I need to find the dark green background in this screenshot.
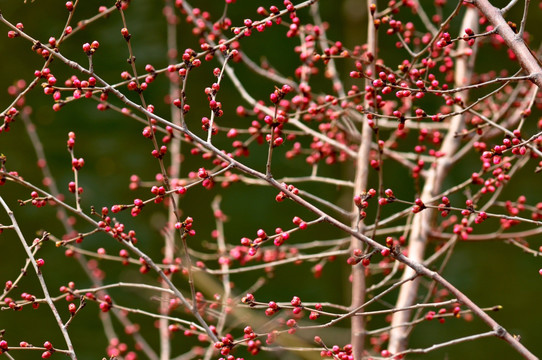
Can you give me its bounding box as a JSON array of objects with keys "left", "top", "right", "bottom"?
[{"left": 0, "top": 0, "right": 541, "bottom": 359}]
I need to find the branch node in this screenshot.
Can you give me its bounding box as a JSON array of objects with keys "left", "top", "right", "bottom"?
[{"left": 494, "top": 326, "right": 507, "bottom": 338}]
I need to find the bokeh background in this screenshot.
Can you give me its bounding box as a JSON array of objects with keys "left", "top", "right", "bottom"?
[{"left": 0, "top": 0, "right": 541, "bottom": 359}]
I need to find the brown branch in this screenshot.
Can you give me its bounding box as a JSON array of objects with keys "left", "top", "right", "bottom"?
[
  {"left": 473, "top": 0, "right": 542, "bottom": 87},
  {"left": 349, "top": 1, "right": 377, "bottom": 358},
  {"left": 388, "top": 6, "right": 478, "bottom": 353}
]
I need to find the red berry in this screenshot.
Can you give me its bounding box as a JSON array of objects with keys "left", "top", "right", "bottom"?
[
  {"left": 381, "top": 349, "right": 391, "bottom": 357},
  {"left": 286, "top": 318, "right": 297, "bottom": 327},
  {"left": 290, "top": 296, "right": 301, "bottom": 306},
  {"left": 265, "top": 308, "right": 275, "bottom": 316}
]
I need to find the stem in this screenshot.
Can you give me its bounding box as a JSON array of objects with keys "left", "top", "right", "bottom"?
[
  {"left": 349, "top": 2, "right": 377, "bottom": 358},
  {"left": 266, "top": 106, "right": 279, "bottom": 178},
  {"left": 161, "top": 1, "right": 181, "bottom": 358},
  {"left": 388, "top": 7, "right": 478, "bottom": 353}
]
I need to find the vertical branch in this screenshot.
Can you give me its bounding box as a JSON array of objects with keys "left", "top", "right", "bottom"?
[
  {"left": 310, "top": 2, "right": 346, "bottom": 98},
  {"left": 0, "top": 196, "right": 77, "bottom": 360},
  {"left": 213, "top": 197, "right": 231, "bottom": 328},
  {"left": 68, "top": 146, "right": 82, "bottom": 212},
  {"left": 203, "top": 196, "right": 230, "bottom": 360},
  {"left": 206, "top": 54, "right": 230, "bottom": 143},
  {"left": 161, "top": 1, "right": 181, "bottom": 359},
  {"left": 388, "top": 7, "right": 479, "bottom": 354},
  {"left": 350, "top": 2, "right": 377, "bottom": 359},
  {"left": 266, "top": 106, "right": 279, "bottom": 178},
  {"left": 518, "top": 0, "right": 530, "bottom": 38}
]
